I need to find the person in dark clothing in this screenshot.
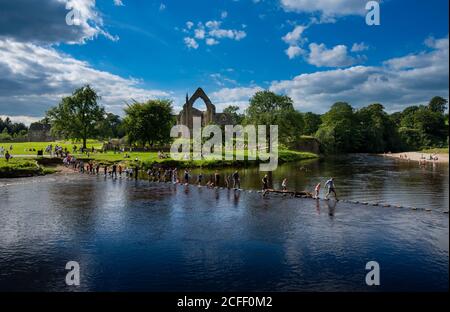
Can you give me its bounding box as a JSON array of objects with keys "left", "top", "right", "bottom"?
[
  {"left": 232, "top": 170, "right": 240, "bottom": 189},
  {"left": 112, "top": 164, "right": 117, "bottom": 178},
  {"left": 214, "top": 171, "right": 220, "bottom": 187}
]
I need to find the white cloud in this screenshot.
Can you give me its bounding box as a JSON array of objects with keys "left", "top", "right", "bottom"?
[
  {"left": 182, "top": 19, "right": 247, "bottom": 48},
  {"left": 210, "top": 87, "right": 264, "bottom": 111},
  {"left": 114, "top": 0, "right": 124, "bottom": 6},
  {"left": 282, "top": 25, "right": 307, "bottom": 46},
  {"left": 194, "top": 28, "right": 206, "bottom": 40},
  {"left": 0, "top": 39, "right": 170, "bottom": 117},
  {"left": 307, "top": 43, "right": 358, "bottom": 67},
  {"left": 221, "top": 11, "right": 228, "bottom": 19},
  {"left": 0, "top": 0, "right": 118, "bottom": 44},
  {"left": 186, "top": 21, "right": 194, "bottom": 29},
  {"left": 212, "top": 36, "right": 448, "bottom": 114},
  {"left": 285, "top": 46, "right": 305, "bottom": 59},
  {"left": 159, "top": 3, "right": 166, "bottom": 11},
  {"left": 271, "top": 36, "right": 449, "bottom": 112},
  {"left": 280, "top": 0, "right": 369, "bottom": 17},
  {"left": 351, "top": 42, "right": 369, "bottom": 52},
  {"left": 0, "top": 115, "right": 41, "bottom": 126},
  {"left": 184, "top": 37, "right": 199, "bottom": 49},
  {"left": 206, "top": 38, "right": 219, "bottom": 46}
]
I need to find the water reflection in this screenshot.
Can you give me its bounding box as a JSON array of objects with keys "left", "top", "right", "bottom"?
[
  {"left": 0, "top": 155, "right": 448, "bottom": 292},
  {"left": 189, "top": 154, "right": 449, "bottom": 211}
]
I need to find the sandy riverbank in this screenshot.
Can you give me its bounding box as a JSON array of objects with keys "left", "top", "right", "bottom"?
[{"left": 381, "top": 151, "right": 449, "bottom": 163}]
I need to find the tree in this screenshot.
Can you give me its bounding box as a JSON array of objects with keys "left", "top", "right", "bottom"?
[
  {"left": 223, "top": 105, "right": 244, "bottom": 124},
  {"left": 0, "top": 117, "right": 28, "bottom": 137},
  {"left": 302, "top": 112, "right": 322, "bottom": 135},
  {"left": 46, "top": 85, "right": 105, "bottom": 149},
  {"left": 315, "top": 102, "right": 358, "bottom": 153},
  {"left": 97, "top": 113, "right": 124, "bottom": 139},
  {"left": 244, "top": 91, "right": 304, "bottom": 145},
  {"left": 428, "top": 96, "right": 448, "bottom": 114},
  {"left": 355, "top": 103, "right": 401, "bottom": 153},
  {"left": 123, "top": 99, "right": 174, "bottom": 147},
  {"left": 398, "top": 103, "right": 447, "bottom": 149}
]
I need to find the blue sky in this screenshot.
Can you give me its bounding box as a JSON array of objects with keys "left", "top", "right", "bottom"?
[{"left": 0, "top": 0, "right": 448, "bottom": 124}]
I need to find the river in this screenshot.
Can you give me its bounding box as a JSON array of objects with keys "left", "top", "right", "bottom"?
[{"left": 0, "top": 155, "right": 448, "bottom": 291}]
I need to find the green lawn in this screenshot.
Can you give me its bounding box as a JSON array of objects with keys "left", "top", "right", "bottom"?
[
  {"left": 0, "top": 140, "right": 103, "bottom": 156},
  {"left": 1, "top": 140, "right": 319, "bottom": 176}
]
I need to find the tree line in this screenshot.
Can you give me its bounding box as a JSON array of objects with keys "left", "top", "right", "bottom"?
[
  {"left": 42, "top": 85, "right": 448, "bottom": 153},
  {"left": 0, "top": 117, "right": 28, "bottom": 141}
]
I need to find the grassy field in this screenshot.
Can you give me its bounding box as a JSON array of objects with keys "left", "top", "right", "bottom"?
[
  {"left": 0, "top": 140, "right": 103, "bottom": 156},
  {"left": 0, "top": 140, "right": 319, "bottom": 177}
]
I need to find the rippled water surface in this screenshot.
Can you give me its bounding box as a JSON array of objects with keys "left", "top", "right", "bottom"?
[{"left": 0, "top": 155, "right": 448, "bottom": 291}]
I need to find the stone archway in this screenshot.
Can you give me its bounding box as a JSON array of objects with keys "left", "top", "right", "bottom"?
[{"left": 179, "top": 88, "right": 216, "bottom": 129}]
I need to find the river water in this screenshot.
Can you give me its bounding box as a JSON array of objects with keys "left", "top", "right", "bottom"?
[{"left": 0, "top": 155, "right": 448, "bottom": 291}]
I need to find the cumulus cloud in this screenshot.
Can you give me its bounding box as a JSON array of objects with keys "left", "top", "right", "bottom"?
[
  {"left": 285, "top": 46, "right": 305, "bottom": 59},
  {"left": 271, "top": 36, "right": 449, "bottom": 112},
  {"left": 0, "top": 39, "right": 170, "bottom": 118},
  {"left": 307, "top": 43, "right": 360, "bottom": 67},
  {"left": 114, "top": 0, "right": 124, "bottom": 6},
  {"left": 212, "top": 36, "right": 448, "bottom": 113},
  {"left": 206, "top": 38, "right": 219, "bottom": 46},
  {"left": 282, "top": 25, "right": 308, "bottom": 46},
  {"left": 210, "top": 87, "right": 263, "bottom": 111},
  {"left": 0, "top": 0, "right": 118, "bottom": 45},
  {"left": 282, "top": 25, "right": 308, "bottom": 59},
  {"left": 280, "top": 0, "right": 369, "bottom": 17}
]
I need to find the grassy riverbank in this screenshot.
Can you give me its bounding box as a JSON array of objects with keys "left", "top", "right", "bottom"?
[
  {"left": 0, "top": 158, "right": 56, "bottom": 178},
  {"left": 0, "top": 141, "right": 319, "bottom": 177}
]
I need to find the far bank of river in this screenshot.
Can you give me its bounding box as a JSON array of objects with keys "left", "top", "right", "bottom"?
[{"left": 381, "top": 151, "right": 448, "bottom": 163}]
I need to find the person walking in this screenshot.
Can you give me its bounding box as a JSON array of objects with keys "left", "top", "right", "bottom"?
[
  {"left": 232, "top": 170, "right": 240, "bottom": 189},
  {"left": 214, "top": 170, "right": 220, "bottom": 187},
  {"left": 281, "top": 178, "right": 288, "bottom": 191},
  {"left": 262, "top": 174, "right": 269, "bottom": 196},
  {"left": 112, "top": 164, "right": 117, "bottom": 178},
  {"left": 314, "top": 182, "right": 321, "bottom": 199},
  {"left": 184, "top": 169, "right": 190, "bottom": 184},
  {"left": 325, "top": 178, "right": 338, "bottom": 200}
]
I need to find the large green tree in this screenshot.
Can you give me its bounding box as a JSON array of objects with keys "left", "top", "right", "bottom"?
[
  {"left": 302, "top": 112, "right": 322, "bottom": 135},
  {"left": 244, "top": 90, "right": 304, "bottom": 145},
  {"left": 46, "top": 85, "right": 105, "bottom": 149},
  {"left": 97, "top": 113, "right": 124, "bottom": 139},
  {"left": 315, "top": 102, "right": 358, "bottom": 153},
  {"left": 223, "top": 105, "right": 244, "bottom": 124},
  {"left": 123, "top": 99, "right": 174, "bottom": 147},
  {"left": 428, "top": 96, "right": 448, "bottom": 114},
  {"left": 355, "top": 103, "right": 401, "bottom": 153}
]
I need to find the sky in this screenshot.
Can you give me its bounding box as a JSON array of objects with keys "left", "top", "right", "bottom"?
[{"left": 0, "top": 0, "right": 448, "bottom": 125}]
